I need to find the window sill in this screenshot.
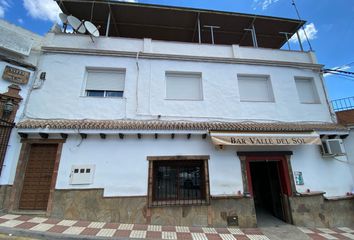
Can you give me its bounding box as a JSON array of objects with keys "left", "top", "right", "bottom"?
[
  {"left": 164, "top": 98, "right": 204, "bottom": 101},
  {"left": 80, "top": 96, "right": 127, "bottom": 100},
  {"left": 299, "top": 102, "right": 321, "bottom": 104},
  {"left": 240, "top": 100, "right": 275, "bottom": 103},
  {"left": 149, "top": 199, "right": 209, "bottom": 208}
]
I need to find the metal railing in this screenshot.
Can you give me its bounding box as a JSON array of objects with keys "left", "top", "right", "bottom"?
[
  {"left": 151, "top": 161, "right": 207, "bottom": 207},
  {"left": 0, "top": 119, "right": 14, "bottom": 175},
  {"left": 331, "top": 97, "right": 354, "bottom": 112}
]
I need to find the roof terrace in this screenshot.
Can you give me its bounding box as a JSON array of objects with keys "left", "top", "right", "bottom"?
[{"left": 56, "top": 0, "right": 305, "bottom": 49}]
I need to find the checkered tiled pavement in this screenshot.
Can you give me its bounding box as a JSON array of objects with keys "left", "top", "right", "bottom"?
[
  {"left": 0, "top": 214, "right": 352, "bottom": 240},
  {"left": 298, "top": 226, "right": 354, "bottom": 240},
  {"left": 0, "top": 214, "right": 269, "bottom": 239}
]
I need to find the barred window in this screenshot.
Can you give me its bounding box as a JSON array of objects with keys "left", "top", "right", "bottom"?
[{"left": 147, "top": 156, "right": 210, "bottom": 207}]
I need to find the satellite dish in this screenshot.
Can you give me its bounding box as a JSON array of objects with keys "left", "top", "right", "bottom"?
[
  {"left": 84, "top": 21, "right": 100, "bottom": 38},
  {"left": 59, "top": 13, "right": 68, "bottom": 33},
  {"left": 59, "top": 13, "right": 68, "bottom": 23},
  {"left": 67, "top": 15, "right": 86, "bottom": 34}
]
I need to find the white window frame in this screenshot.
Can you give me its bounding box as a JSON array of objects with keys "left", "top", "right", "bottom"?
[
  {"left": 237, "top": 74, "right": 275, "bottom": 102},
  {"left": 165, "top": 71, "right": 203, "bottom": 101},
  {"left": 83, "top": 67, "right": 126, "bottom": 98},
  {"left": 294, "top": 76, "right": 320, "bottom": 104}
]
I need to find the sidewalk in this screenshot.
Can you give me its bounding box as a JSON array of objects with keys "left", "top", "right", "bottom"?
[{"left": 0, "top": 214, "right": 352, "bottom": 240}]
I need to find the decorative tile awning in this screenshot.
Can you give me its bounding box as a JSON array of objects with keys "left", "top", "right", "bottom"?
[{"left": 16, "top": 119, "right": 347, "bottom": 132}]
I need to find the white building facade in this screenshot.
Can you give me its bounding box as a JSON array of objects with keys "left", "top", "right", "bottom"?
[{"left": 1, "top": 1, "right": 353, "bottom": 228}]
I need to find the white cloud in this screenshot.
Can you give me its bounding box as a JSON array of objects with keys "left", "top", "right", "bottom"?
[
  {"left": 22, "top": 0, "right": 137, "bottom": 22},
  {"left": 324, "top": 65, "right": 351, "bottom": 77},
  {"left": 253, "top": 0, "right": 279, "bottom": 10},
  {"left": 290, "top": 23, "right": 318, "bottom": 44},
  {"left": 23, "top": 0, "right": 61, "bottom": 22},
  {"left": 0, "top": 0, "right": 11, "bottom": 18},
  {"left": 18, "top": 18, "right": 24, "bottom": 24}
]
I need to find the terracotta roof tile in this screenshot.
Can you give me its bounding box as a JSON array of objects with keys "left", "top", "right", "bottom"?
[
  {"left": 336, "top": 110, "right": 354, "bottom": 126},
  {"left": 16, "top": 119, "right": 348, "bottom": 132}
]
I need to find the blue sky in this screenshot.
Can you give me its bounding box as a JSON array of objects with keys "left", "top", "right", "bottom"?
[{"left": 1, "top": 0, "right": 354, "bottom": 100}]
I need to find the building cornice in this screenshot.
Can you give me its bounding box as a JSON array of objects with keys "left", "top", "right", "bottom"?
[{"left": 41, "top": 46, "right": 323, "bottom": 71}]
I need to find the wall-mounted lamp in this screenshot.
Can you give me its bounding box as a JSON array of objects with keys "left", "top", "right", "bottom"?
[{"left": 3, "top": 100, "right": 14, "bottom": 118}]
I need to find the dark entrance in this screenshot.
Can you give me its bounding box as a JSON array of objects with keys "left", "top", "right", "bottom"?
[
  {"left": 245, "top": 155, "right": 293, "bottom": 225},
  {"left": 250, "top": 161, "right": 285, "bottom": 221},
  {"left": 19, "top": 144, "right": 58, "bottom": 210}
]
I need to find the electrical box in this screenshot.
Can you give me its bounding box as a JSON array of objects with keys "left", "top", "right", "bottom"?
[
  {"left": 70, "top": 165, "right": 95, "bottom": 185},
  {"left": 321, "top": 139, "right": 346, "bottom": 156}
]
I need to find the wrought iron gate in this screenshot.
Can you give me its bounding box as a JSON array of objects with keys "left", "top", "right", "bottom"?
[{"left": 0, "top": 119, "right": 14, "bottom": 175}]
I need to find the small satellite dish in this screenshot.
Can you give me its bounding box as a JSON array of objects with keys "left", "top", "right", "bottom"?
[
  {"left": 59, "top": 13, "right": 68, "bottom": 33},
  {"left": 59, "top": 13, "right": 68, "bottom": 23},
  {"left": 67, "top": 15, "right": 86, "bottom": 34},
  {"left": 84, "top": 21, "right": 100, "bottom": 38}
]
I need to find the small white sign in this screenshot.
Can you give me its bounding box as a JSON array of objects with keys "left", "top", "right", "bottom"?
[
  {"left": 70, "top": 165, "right": 95, "bottom": 185},
  {"left": 294, "top": 171, "right": 304, "bottom": 185}
]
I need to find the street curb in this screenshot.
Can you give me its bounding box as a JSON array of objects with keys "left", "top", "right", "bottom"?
[{"left": 0, "top": 226, "right": 131, "bottom": 240}]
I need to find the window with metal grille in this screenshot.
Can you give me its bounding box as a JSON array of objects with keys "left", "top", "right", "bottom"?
[{"left": 147, "top": 157, "right": 210, "bottom": 207}]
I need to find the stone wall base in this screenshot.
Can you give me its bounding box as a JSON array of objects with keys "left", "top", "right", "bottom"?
[
  {"left": 289, "top": 194, "right": 354, "bottom": 228},
  {"left": 51, "top": 189, "right": 256, "bottom": 227},
  {"left": 0, "top": 185, "right": 12, "bottom": 211}
]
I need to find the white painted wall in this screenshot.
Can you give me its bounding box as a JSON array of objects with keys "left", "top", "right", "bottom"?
[
  {"left": 43, "top": 34, "right": 316, "bottom": 64},
  {"left": 343, "top": 128, "right": 354, "bottom": 188},
  {"left": 55, "top": 135, "right": 353, "bottom": 197},
  {"left": 290, "top": 145, "right": 353, "bottom": 196},
  {"left": 26, "top": 53, "right": 332, "bottom": 122},
  {"left": 0, "top": 20, "right": 42, "bottom": 185},
  {"left": 56, "top": 135, "right": 244, "bottom": 196}
]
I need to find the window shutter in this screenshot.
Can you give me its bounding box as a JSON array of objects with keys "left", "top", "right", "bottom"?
[
  {"left": 295, "top": 78, "right": 319, "bottom": 103},
  {"left": 86, "top": 70, "right": 125, "bottom": 91},
  {"left": 238, "top": 75, "right": 274, "bottom": 102},
  {"left": 166, "top": 73, "right": 202, "bottom": 100}
]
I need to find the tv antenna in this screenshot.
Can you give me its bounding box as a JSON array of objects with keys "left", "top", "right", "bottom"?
[{"left": 291, "top": 0, "right": 313, "bottom": 51}]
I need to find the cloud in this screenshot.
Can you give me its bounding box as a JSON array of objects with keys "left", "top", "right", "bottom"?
[
  {"left": 23, "top": 0, "right": 61, "bottom": 22},
  {"left": 290, "top": 23, "right": 318, "bottom": 44},
  {"left": 18, "top": 18, "right": 24, "bottom": 24},
  {"left": 22, "top": 0, "right": 137, "bottom": 22},
  {"left": 324, "top": 65, "right": 351, "bottom": 77},
  {"left": 253, "top": 0, "right": 280, "bottom": 10},
  {"left": 0, "top": 0, "right": 11, "bottom": 18}
]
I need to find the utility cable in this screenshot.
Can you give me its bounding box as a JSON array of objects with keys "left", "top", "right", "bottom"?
[
  {"left": 324, "top": 69, "right": 354, "bottom": 75},
  {"left": 323, "top": 72, "right": 354, "bottom": 81}
]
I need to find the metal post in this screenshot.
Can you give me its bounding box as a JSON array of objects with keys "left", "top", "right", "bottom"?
[
  {"left": 211, "top": 27, "right": 215, "bottom": 45},
  {"left": 296, "top": 31, "right": 304, "bottom": 52},
  {"left": 197, "top": 13, "right": 201, "bottom": 44},
  {"left": 251, "top": 24, "right": 258, "bottom": 48},
  {"left": 203, "top": 25, "right": 220, "bottom": 44},
  {"left": 105, "top": 10, "right": 111, "bottom": 37},
  {"left": 279, "top": 32, "right": 291, "bottom": 50}
]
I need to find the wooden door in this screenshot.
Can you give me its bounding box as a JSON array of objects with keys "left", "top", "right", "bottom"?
[{"left": 19, "top": 144, "right": 57, "bottom": 210}]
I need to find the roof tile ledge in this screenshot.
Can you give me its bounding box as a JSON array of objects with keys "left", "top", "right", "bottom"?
[{"left": 16, "top": 119, "right": 348, "bottom": 132}]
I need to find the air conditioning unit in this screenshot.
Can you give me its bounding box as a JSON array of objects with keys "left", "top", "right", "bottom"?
[{"left": 321, "top": 139, "right": 346, "bottom": 156}]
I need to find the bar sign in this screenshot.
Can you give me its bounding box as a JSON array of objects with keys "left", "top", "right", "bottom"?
[{"left": 2, "top": 65, "right": 30, "bottom": 84}]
